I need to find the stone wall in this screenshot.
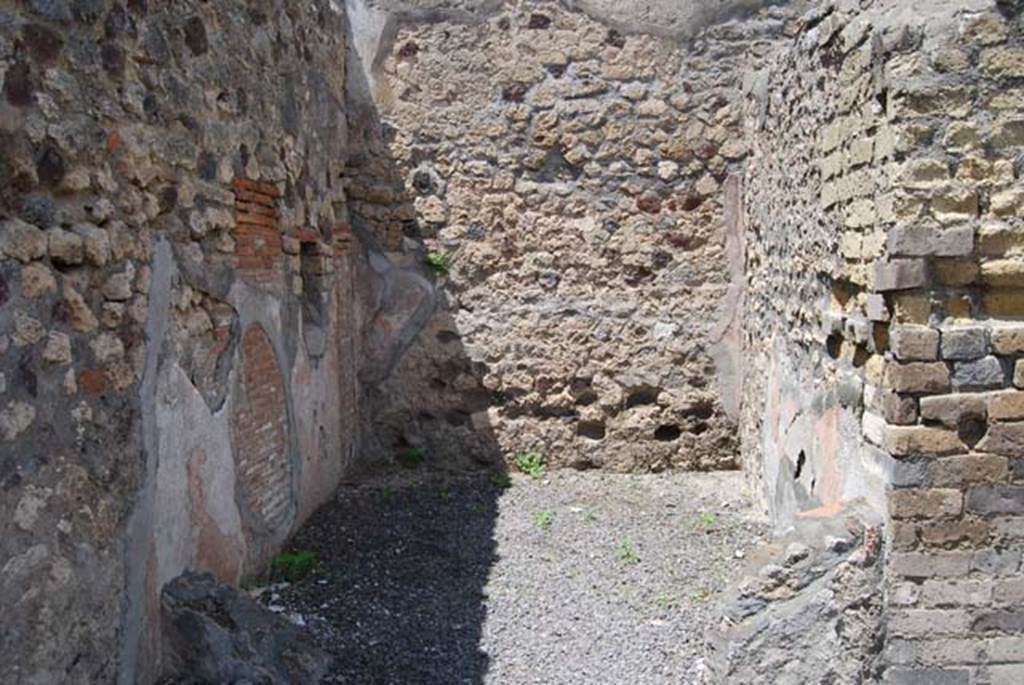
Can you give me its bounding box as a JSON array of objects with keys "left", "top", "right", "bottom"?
[
  {"left": 0, "top": 2, "right": 358, "bottom": 682},
  {"left": 738, "top": 0, "right": 1024, "bottom": 681},
  {"left": 346, "top": 0, "right": 803, "bottom": 472},
  {"left": 740, "top": 0, "right": 901, "bottom": 527}
]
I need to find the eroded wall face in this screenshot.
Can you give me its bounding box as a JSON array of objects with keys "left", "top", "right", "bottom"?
[
  {"left": 0, "top": 2, "right": 355, "bottom": 682},
  {"left": 347, "top": 0, "right": 799, "bottom": 472}
]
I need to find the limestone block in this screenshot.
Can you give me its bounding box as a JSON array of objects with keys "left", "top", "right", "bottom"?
[
  {"left": 42, "top": 332, "right": 72, "bottom": 365},
  {"left": 48, "top": 228, "right": 84, "bottom": 266},
  {"left": 984, "top": 289, "right": 1024, "bottom": 318},
  {"left": 885, "top": 425, "right": 963, "bottom": 457},
  {"left": 102, "top": 272, "right": 134, "bottom": 301},
  {"left": 982, "top": 259, "right": 1024, "bottom": 287},
  {"left": 991, "top": 119, "right": 1024, "bottom": 148},
  {"left": 889, "top": 552, "right": 971, "bottom": 579},
  {"left": 981, "top": 47, "right": 1024, "bottom": 78},
  {"left": 934, "top": 258, "right": 979, "bottom": 286},
  {"left": 952, "top": 356, "right": 1004, "bottom": 390},
  {"left": 920, "top": 393, "right": 988, "bottom": 427},
  {"left": 874, "top": 259, "right": 928, "bottom": 292},
  {"left": 990, "top": 188, "right": 1023, "bottom": 217},
  {"left": 890, "top": 489, "right": 963, "bottom": 519},
  {"left": 961, "top": 12, "right": 1009, "bottom": 46},
  {"left": 888, "top": 225, "right": 973, "bottom": 257},
  {"left": 978, "top": 221, "right": 1023, "bottom": 257},
  {"left": 967, "top": 484, "right": 1024, "bottom": 515},
  {"left": 992, "top": 324, "right": 1024, "bottom": 354},
  {"left": 989, "top": 391, "right": 1024, "bottom": 421},
  {"left": 20, "top": 263, "right": 56, "bottom": 298},
  {"left": 72, "top": 223, "right": 110, "bottom": 267},
  {"left": 977, "top": 422, "right": 1024, "bottom": 454},
  {"left": 884, "top": 361, "right": 950, "bottom": 394},
  {"left": 891, "top": 325, "right": 939, "bottom": 361},
  {"left": 930, "top": 455, "right": 1008, "bottom": 487},
  {"left": 0, "top": 219, "right": 47, "bottom": 263},
  {"left": 940, "top": 326, "right": 988, "bottom": 361},
  {"left": 897, "top": 159, "right": 949, "bottom": 190}
]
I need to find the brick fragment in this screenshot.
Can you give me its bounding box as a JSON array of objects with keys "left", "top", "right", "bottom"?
[
  {"left": 236, "top": 212, "right": 278, "bottom": 229},
  {"left": 231, "top": 177, "right": 282, "bottom": 198}
]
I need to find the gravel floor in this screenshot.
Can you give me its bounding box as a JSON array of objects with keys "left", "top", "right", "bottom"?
[{"left": 258, "top": 470, "right": 767, "bottom": 685}]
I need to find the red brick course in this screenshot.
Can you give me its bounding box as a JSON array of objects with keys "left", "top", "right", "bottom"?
[{"left": 231, "top": 324, "right": 291, "bottom": 531}]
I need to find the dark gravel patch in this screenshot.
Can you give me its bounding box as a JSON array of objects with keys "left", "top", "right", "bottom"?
[{"left": 257, "top": 471, "right": 767, "bottom": 684}]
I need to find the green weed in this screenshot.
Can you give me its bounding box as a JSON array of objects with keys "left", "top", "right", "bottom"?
[
  {"left": 270, "top": 550, "right": 318, "bottom": 583},
  {"left": 534, "top": 511, "right": 554, "bottom": 530},
  {"left": 397, "top": 447, "right": 425, "bottom": 468},
  {"left": 617, "top": 540, "right": 639, "bottom": 565},
  {"left": 425, "top": 251, "right": 453, "bottom": 276},
  {"left": 654, "top": 592, "right": 679, "bottom": 610},
  {"left": 514, "top": 450, "right": 545, "bottom": 478}
]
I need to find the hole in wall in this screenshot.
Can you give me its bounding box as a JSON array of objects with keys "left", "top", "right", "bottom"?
[
  {"left": 852, "top": 343, "right": 870, "bottom": 368},
  {"left": 625, "top": 388, "right": 659, "bottom": 409},
  {"left": 794, "top": 450, "right": 806, "bottom": 480},
  {"left": 654, "top": 425, "right": 681, "bottom": 442},
  {"left": 875, "top": 87, "right": 888, "bottom": 112},
  {"left": 996, "top": 0, "right": 1023, "bottom": 18},
  {"left": 690, "top": 422, "right": 708, "bottom": 435},
  {"left": 436, "top": 330, "right": 460, "bottom": 344},
  {"left": 682, "top": 401, "right": 714, "bottom": 420},
  {"left": 445, "top": 410, "right": 471, "bottom": 427},
  {"left": 826, "top": 333, "right": 842, "bottom": 360},
  {"left": 958, "top": 415, "right": 987, "bottom": 449},
  {"left": 873, "top": 323, "right": 889, "bottom": 354},
  {"left": 577, "top": 421, "right": 606, "bottom": 440}
]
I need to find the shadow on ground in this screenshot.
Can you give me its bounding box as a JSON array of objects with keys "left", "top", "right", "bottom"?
[
  {"left": 266, "top": 12, "right": 509, "bottom": 681},
  {"left": 274, "top": 474, "right": 502, "bottom": 684}
]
